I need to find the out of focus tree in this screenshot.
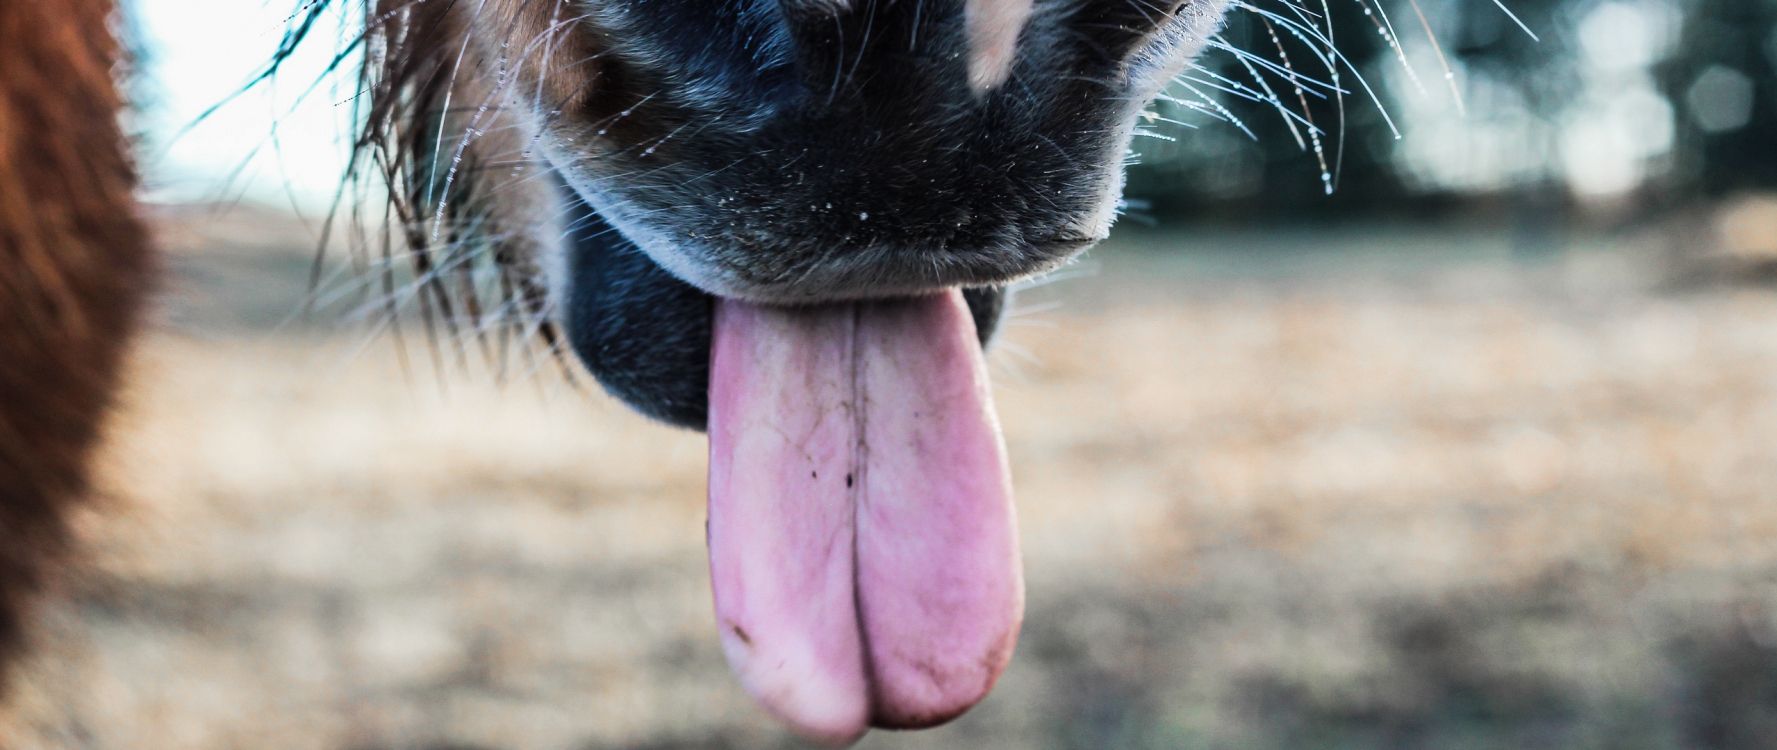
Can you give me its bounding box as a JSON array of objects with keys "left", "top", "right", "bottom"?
[
  {"left": 1658, "top": 0, "right": 1777, "bottom": 197},
  {"left": 1127, "top": 0, "right": 1777, "bottom": 220}
]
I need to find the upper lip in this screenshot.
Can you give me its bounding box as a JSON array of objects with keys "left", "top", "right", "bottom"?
[
  {"left": 605, "top": 196, "right": 1103, "bottom": 305},
  {"left": 1030, "top": 235, "right": 1099, "bottom": 254},
  {"left": 718, "top": 238, "right": 1100, "bottom": 305}
]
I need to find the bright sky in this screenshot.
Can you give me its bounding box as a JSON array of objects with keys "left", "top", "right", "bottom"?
[{"left": 136, "top": 0, "right": 354, "bottom": 211}]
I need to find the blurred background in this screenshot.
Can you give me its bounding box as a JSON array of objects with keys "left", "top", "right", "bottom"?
[{"left": 4, "top": 0, "right": 1776, "bottom": 748}]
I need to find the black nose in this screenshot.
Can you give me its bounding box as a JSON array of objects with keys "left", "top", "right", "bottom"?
[{"left": 546, "top": 0, "right": 1219, "bottom": 307}]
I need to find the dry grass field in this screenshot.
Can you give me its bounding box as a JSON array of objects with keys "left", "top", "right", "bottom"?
[{"left": 4, "top": 205, "right": 1777, "bottom": 749}]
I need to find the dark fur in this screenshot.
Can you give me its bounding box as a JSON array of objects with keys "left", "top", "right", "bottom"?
[{"left": 0, "top": 0, "right": 151, "bottom": 691}]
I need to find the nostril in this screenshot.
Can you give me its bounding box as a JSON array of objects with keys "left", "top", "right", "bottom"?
[
  {"left": 775, "top": 0, "right": 946, "bottom": 95},
  {"left": 1074, "top": 0, "right": 1197, "bottom": 63},
  {"left": 778, "top": 0, "right": 852, "bottom": 21}
]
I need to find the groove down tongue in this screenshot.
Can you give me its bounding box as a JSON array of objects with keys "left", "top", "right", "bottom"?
[{"left": 707, "top": 290, "right": 1024, "bottom": 745}]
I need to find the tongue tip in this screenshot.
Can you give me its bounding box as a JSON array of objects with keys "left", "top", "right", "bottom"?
[
  {"left": 787, "top": 720, "right": 870, "bottom": 748},
  {"left": 867, "top": 612, "right": 1024, "bottom": 730},
  {"left": 868, "top": 695, "right": 989, "bottom": 731}
]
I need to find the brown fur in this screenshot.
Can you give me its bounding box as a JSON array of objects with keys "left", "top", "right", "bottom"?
[{"left": 0, "top": 0, "right": 151, "bottom": 689}]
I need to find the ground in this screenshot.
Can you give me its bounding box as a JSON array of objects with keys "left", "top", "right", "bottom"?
[{"left": 3, "top": 206, "right": 1776, "bottom": 749}]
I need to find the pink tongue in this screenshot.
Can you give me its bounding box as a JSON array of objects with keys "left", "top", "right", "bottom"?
[{"left": 706, "top": 290, "right": 1024, "bottom": 745}]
